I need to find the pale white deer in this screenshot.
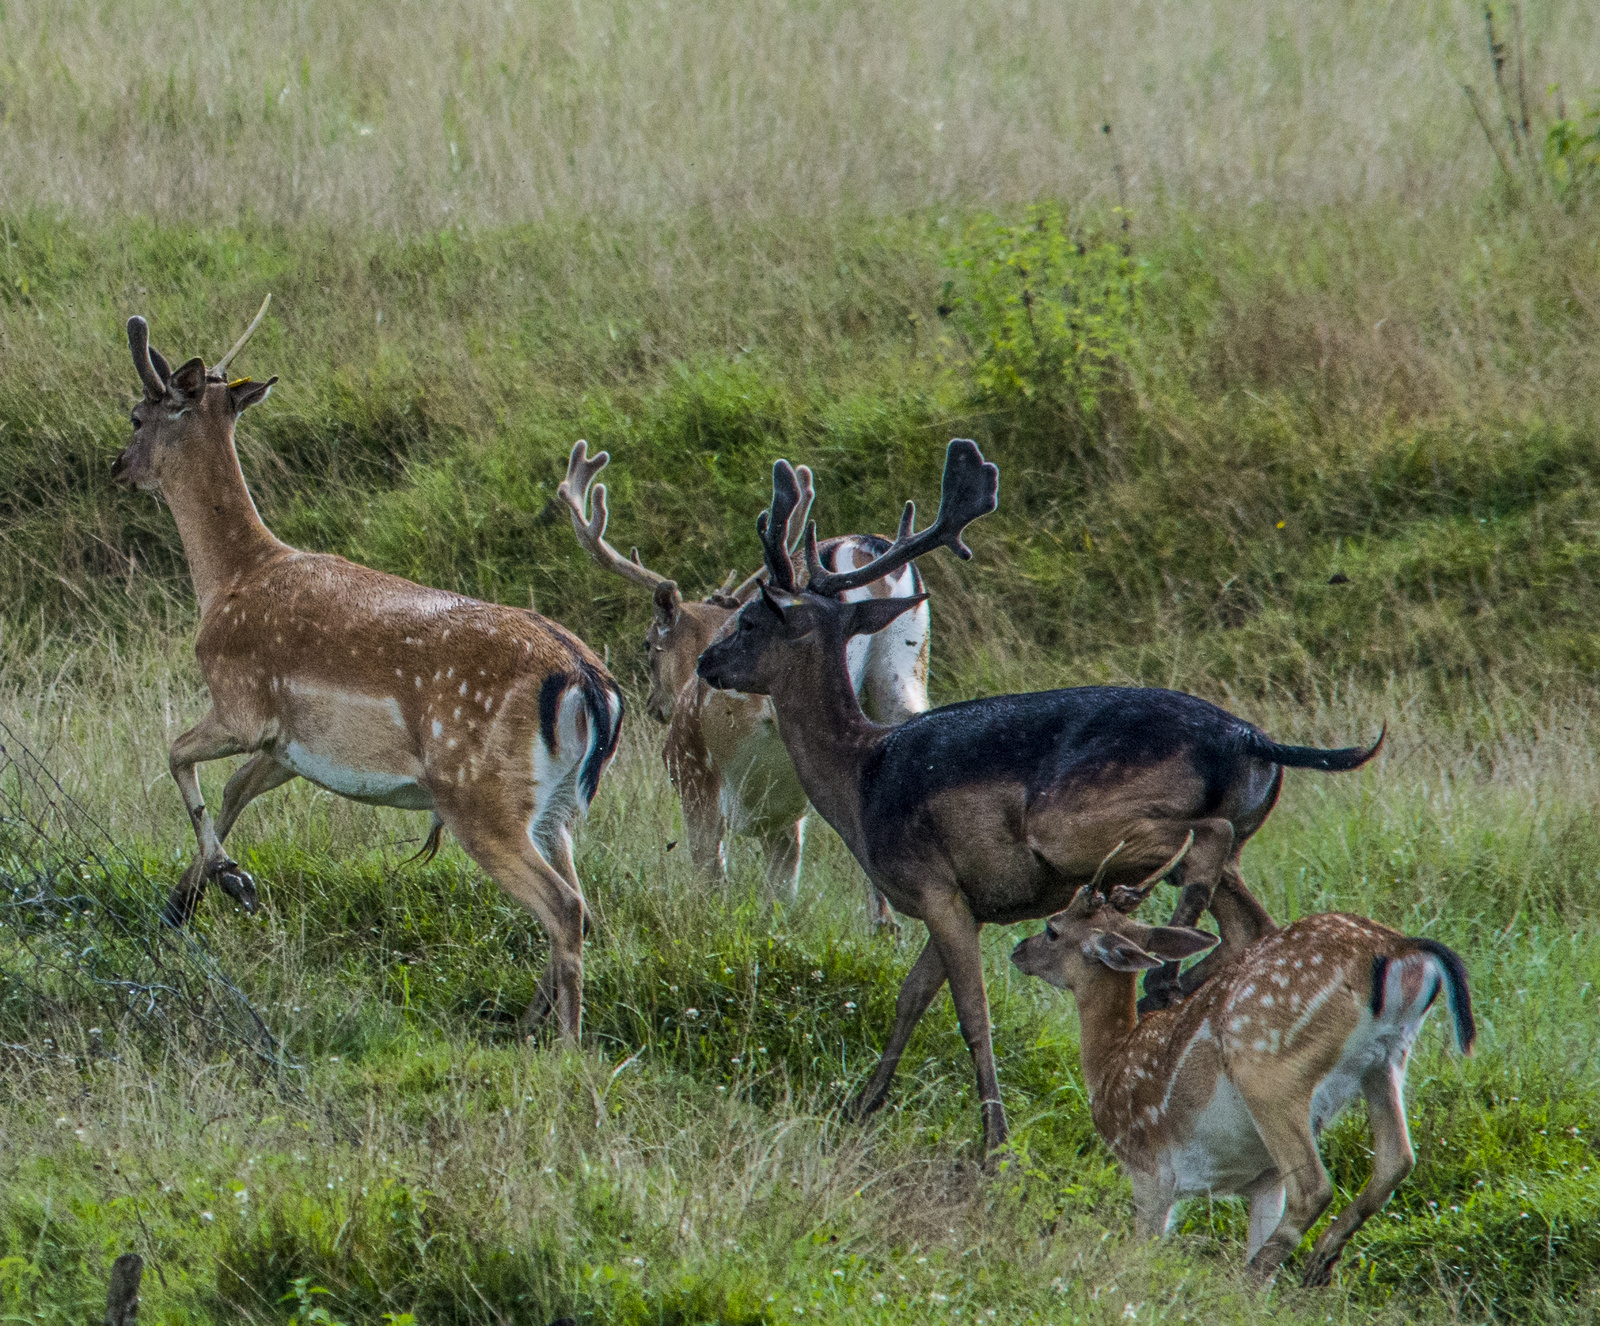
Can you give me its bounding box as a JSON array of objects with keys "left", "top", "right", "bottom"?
[
  {"left": 557, "top": 441, "right": 928, "bottom": 924},
  {"left": 112, "top": 304, "right": 622, "bottom": 1039},
  {"left": 1011, "top": 882, "right": 1475, "bottom": 1285}
]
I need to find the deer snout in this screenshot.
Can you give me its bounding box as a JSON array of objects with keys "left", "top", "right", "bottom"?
[
  {"left": 111, "top": 450, "right": 132, "bottom": 485},
  {"left": 695, "top": 651, "right": 725, "bottom": 689},
  {"left": 1010, "top": 934, "right": 1044, "bottom": 972}
]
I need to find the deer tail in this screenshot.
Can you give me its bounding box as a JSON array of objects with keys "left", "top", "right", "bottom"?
[{"left": 1241, "top": 722, "right": 1385, "bottom": 772}]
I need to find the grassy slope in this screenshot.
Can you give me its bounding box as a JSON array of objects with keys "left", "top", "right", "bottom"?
[{"left": 3, "top": 0, "right": 1600, "bottom": 1320}]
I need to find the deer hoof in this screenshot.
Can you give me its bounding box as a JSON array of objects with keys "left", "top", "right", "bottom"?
[{"left": 208, "top": 858, "right": 259, "bottom": 914}]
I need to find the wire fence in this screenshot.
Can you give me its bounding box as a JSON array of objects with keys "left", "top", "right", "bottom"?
[{"left": 0, "top": 717, "right": 285, "bottom": 1073}]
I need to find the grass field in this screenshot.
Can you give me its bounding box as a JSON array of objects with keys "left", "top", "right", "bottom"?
[{"left": 3, "top": 0, "right": 1600, "bottom": 1321}]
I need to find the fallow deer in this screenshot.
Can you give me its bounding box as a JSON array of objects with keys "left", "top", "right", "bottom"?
[
  {"left": 112, "top": 305, "right": 622, "bottom": 1039},
  {"left": 1011, "top": 890, "right": 1475, "bottom": 1285},
  {"left": 694, "top": 439, "right": 1382, "bottom": 1152},
  {"left": 557, "top": 441, "right": 929, "bottom": 922}
]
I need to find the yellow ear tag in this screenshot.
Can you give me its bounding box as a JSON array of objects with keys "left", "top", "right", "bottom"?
[{"left": 228, "top": 377, "right": 253, "bottom": 389}]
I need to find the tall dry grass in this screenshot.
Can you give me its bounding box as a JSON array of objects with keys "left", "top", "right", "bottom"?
[{"left": 2, "top": 0, "right": 1597, "bottom": 228}]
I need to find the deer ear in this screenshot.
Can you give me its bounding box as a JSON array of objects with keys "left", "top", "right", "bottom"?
[
  {"left": 758, "top": 582, "right": 790, "bottom": 622},
  {"left": 653, "top": 579, "right": 682, "bottom": 630},
  {"left": 227, "top": 375, "right": 277, "bottom": 416},
  {"left": 1141, "top": 926, "right": 1219, "bottom": 963},
  {"left": 1085, "top": 930, "right": 1164, "bottom": 972},
  {"left": 842, "top": 593, "right": 927, "bottom": 641},
  {"left": 168, "top": 357, "right": 208, "bottom": 401}
]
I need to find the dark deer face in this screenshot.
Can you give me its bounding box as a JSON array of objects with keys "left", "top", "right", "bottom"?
[
  {"left": 114, "top": 317, "right": 274, "bottom": 491},
  {"left": 697, "top": 587, "right": 922, "bottom": 697},
  {"left": 696, "top": 587, "right": 810, "bottom": 695}
]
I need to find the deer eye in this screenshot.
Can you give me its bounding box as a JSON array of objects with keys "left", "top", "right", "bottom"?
[
  {"left": 130, "top": 414, "right": 142, "bottom": 430},
  {"left": 1045, "top": 926, "right": 1060, "bottom": 941}
]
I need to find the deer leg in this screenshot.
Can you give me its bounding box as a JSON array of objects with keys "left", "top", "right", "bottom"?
[
  {"left": 1244, "top": 1110, "right": 1335, "bottom": 1285},
  {"left": 923, "top": 894, "right": 1007, "bottom": 1155},
  {"left": 759, "top": 817, "right": 805, "bottom": 904},
  {"left": 539, "top": 822, "right": 593, "bottom": 937},
  {"left": 846, "top": 935, "right": 946, "bottom": 1123},
  {"left": 1129, "top": 1170, "right": 1177, "bottom": 1240},
  {"left": 1301, "top": 1062, "right": 1415, "bottom": 1287},
  {"left": 451, "top": 823, "right": 587, "bottom": 1042},
  {"left": 677, "top": 768, "right": 729, "bottom": 883},
  {"left": 1174, "top": 858, "right": 1277, "bottom": 996},
  {"left": 164, "top": 711, "right": 257, "bottom": 925},
  {"left": 1246, "top": 1177, "right": 1287, "bottom": 1260},
  {"left": 166, "top": 754, "right": 297, "bottom": 925},
  {"left": 1135, "top": 818, "right": 1235, "bottom": 1012}
]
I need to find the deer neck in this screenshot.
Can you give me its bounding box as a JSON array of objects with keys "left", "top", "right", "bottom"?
[
  {"left": 160, "top": 425, "right": 285, "bottom": 613},
  {"left": 762, "top": 633, "right": 882, "bottom": 855},
  {"left": 1073, "top": 975, "right": 1143, "bottom": 1106}
]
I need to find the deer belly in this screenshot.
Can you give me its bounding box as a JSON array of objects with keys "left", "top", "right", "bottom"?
[
  {"left": 273, "top": 686, "right": 432, "bottom": 810},
  {"left": 1165, "top": 1078, "right": 1274, "bottom": 1197}
]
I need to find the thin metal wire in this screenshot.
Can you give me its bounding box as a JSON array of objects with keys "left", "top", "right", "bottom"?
[{"left": 0, "top": 717, "right": 286, "bottom": 1073}]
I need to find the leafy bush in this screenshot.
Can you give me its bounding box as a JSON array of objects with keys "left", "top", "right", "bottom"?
[
  {"left": 1544, "top": 92, "right": 1600, "bottom": 205},
  {"left": 939, "top": 203, "right": 1141, "bottom": 418}
]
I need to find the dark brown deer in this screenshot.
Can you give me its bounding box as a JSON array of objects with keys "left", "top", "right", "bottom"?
[
  {"left": 695, "top": 440, "right": 1381, "bottom": 1152},
  {"left": 558, "top": 441, "right": 928, "bottom": 923},
  {"left": 112, "top": 306, "right": 622, "bottom": 1040}
]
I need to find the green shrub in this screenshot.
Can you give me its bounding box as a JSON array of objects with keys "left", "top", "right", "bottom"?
[
  {"left": 939, "top": 203, "right": 1142, "bottom": 419},
  {"left": 1544, "top": 92, "right": 1600, "bottom": 205}
]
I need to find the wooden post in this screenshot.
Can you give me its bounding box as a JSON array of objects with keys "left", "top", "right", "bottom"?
[{"left": 105, "top": 1254, "right": 143, "bottom": 1326}]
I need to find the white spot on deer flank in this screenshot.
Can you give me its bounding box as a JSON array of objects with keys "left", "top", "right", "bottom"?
[
  {"left": 459, "top": 682, "right": 468, "bottom": 696},
  {"left": 432, "top": 720, "right": 443, "bottom": 738}
]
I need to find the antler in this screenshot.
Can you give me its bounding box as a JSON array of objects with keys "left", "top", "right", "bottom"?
[
  {"left": 803, "top": 438, "right": 998, "bottom": 597},
  {"left": 1108, "top": 832, "right": 1195, "bottom": 914},
  {"left": 756, "top": 461, "right": 804, "bottom": 592},
  {"left": 211, "top": 293, "right": 272, "bottom": 379},
  {"left": 556, "top": 441, "right": 674, "bottom": 591},
  {"left": 721, "top": 464, "right": 814, "bottom": 604},
  {"left": 126, "top": 317, "right": 168, "bottom": 399}
]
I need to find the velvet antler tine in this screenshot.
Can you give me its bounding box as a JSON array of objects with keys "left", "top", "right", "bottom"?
[
  {"left": 556, "top": 440, "right": 673, "bottom": 591},
  {"left": 212, "top": 293, "right": 272, "bottom": 378},
  {"left": 790, "top": 465, "right": 816, "bottom": 553},
  {"left": 1086, "top": 841, "right": 1127, "bottom": 898},
  {"left": 808, "top": 438, "right": 998, "bottom": 597},
  {"left": 127, "top": 317, "right": 167, "bottom": 399},
  {"left": 801, "top": 521, "right": 826, "bottom": 588},
  {"left": 758, "top": 460, "right": 803, "bottom": 593},
  {"left": 1109, "top": 831, "right": 1195, "bottom": 914}
]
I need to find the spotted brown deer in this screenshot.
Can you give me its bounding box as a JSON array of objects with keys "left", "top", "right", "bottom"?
[
  {"left": 112, "top": 306, "right": 621, "bottom": 1039},
  {"left": 1011, "top": 889, "right": 1474, "bottom": 1285},
  {"left": 557, "top": 441, "right": 928, "bottom": 922},
  {"left": 695, "top": 439, "right": 1382, "bottom": 1152}
]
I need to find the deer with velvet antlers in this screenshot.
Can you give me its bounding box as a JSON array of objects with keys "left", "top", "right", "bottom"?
[
  {"left": 557, "top": 441, "right": 928, "bottom": 923},
  {"left": 112, "top": 302, "right": 621, "bottom": 1039},
  {"left": 695, "top": 439, "right": 1382, "bottom": 1153},
  {"left": 1011, "top": 889, "right": 1474, "bottom": 1285}
]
